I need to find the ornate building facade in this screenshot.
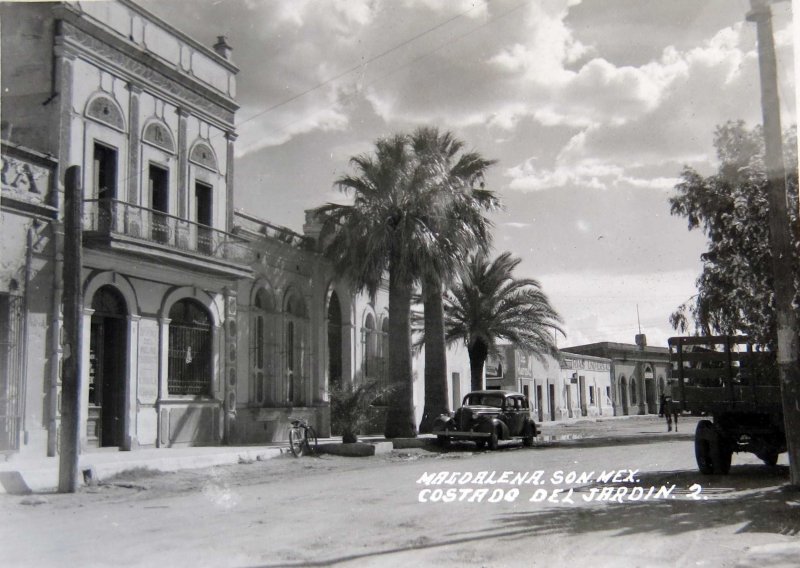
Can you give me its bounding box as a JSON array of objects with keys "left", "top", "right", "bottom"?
[{"left": 1, "top": 1, "right": 475, "bottom": 459}]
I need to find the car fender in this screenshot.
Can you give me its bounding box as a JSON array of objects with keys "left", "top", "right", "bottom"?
[
  {"left": 475, "top": 416, "right": 508, "bottom": 439},
  {"left": 523, "top": 419, "right": 537, "bottom": 438},
  {"left": 432, "top": 415, "right": 455, "bottom": 432}
]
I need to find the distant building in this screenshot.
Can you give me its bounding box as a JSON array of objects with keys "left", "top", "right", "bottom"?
[
  {"left": 561, "top": 336, "right": 671, "bottom": 415},
  {"left": 486, "top": 345, "right": 614, "bottom": 421}
]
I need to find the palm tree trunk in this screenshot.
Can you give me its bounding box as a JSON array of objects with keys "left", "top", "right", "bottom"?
[
  {"left": 468, "top": 339, "right": 488, "bottom": 391},
  {"left": 384, "top": 261, "right": 417, "bottom": 438},
  {"left": 419, "top": 274, "right": 449, "bottom": 433}
]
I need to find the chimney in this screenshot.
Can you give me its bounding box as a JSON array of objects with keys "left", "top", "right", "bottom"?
[{"left": 213, "top": 36, "right": 232, "bottom": 60}]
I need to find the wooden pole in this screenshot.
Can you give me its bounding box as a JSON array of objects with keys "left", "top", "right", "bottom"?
[
  {"left": 747, "top": 0, "right": 800, "bottom": 487},
  {"left": 58, "top": 165, "right": 83, "bottom": 493}
]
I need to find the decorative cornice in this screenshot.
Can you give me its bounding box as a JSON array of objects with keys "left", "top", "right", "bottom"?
[{"left": 58, "top": 20, "right": 237, "bottom": 130}]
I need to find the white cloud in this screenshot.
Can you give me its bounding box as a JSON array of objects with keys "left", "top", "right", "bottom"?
[
  {"left": 403, "top": 0, "right": 489, "bottom": 19},
  {"left": 236, "top": 97, "right": 350, "bottom": 157}
]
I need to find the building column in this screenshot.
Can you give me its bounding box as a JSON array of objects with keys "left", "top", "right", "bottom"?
[
  {"left": 79, "top": 307, "right": 95, "bottom": 450},
  {"left": 177, "top": 108, "right": 189, "bottom": 218},
  {"left": 225, "top": 131, "right": 237, "bottom": 232},
  {"left": 127, "top": 84, "right": 142, "bottom": 204},
  {"left": 156, "top": 316, "right": 170, "bottom": 447},
  {"left": 52, "top": 43, "right": 75, "bottom": 211},
  {"left": 124, "top": 314, "right": 141, "bottom": 450},
  {"left": 223, "top": 289, "right": 238, "bottom": 444}
]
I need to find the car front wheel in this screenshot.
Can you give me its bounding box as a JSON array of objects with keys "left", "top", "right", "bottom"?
[{"left": 488, "top": 429, "right": 499, "bottom": 451}]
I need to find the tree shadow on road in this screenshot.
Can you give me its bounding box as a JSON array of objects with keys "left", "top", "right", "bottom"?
[
  {"left": 493, "top": 464, "right": 799, "bottom": 541},
  {"left": 251, "top": 464, "right": 798, "bottom": 568}
]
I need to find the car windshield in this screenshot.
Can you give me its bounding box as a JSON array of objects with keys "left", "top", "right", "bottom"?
[{"left": 465, "top": 394, "right": 504, "bottom": 408}]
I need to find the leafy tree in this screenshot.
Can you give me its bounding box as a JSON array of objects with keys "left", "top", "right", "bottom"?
[
  {"left": 320, "top": 134, "right": 483, "bottom": 438},
  {"left": 669, "top": 121, "right": 799, "bottom": 346},
  {"left": 410, "top": 127, "right": 498, "bottom": 432},
  {"left": 444, "top": 251, "right": 563, "bottom": 390}
]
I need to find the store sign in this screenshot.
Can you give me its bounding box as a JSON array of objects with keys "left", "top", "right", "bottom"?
[
  {"left": 561, "top": 357, "right": 610, "bottom": 372},
  {"left": 516, "top": 352, "right": 532, "bottom": 378},
  {"left": 486, "top": 354, "right": 504, "bottom": 378}
]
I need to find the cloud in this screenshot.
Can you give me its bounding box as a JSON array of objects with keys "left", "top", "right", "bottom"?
[
  {"left": 235, "top": 93, "right": 350, "bottom": 157},
  {"left": 403, "top": 0, "right": 489, "bottom": 19}
]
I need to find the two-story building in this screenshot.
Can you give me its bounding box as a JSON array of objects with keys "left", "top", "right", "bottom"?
[
  {"left": 1, "top": 0, "right": 476, "bottom": 460},
  {"left": 2, "top": 0, "right": 248, "bottom": 454}
]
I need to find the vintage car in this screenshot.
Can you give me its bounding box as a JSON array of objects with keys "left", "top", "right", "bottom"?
[{"left": 432, "top": 390, "right": 537, "bottom": 450}]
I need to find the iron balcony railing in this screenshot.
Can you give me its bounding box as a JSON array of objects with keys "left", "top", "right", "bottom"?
[{"left": 83, "top": 199, "right": 254, "bottom": 264}]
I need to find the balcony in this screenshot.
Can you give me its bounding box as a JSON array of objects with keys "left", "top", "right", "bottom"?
[{"left": 82, "top": 199, "right": 254, "bottom": 277}]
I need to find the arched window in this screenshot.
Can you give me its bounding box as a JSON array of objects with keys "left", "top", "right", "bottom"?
[
  {"left": 630, "top": 377, "right": 637, "bottom": 405},
  {"left": 142, "top": 120, "right": 175, "bottom": 153},
  {"left": 362, "top": 313, "right": 377, "bottom": 380},
  {"left": 284, "top": 293, "right": 307, "bottom": 405},
  {"left": 327, "top": 292, "right": 343, "bottom": 391},
  {"left": 189, "top": 141, "right": 218, "bottom": 172},
  {"left": 379, "top": 319, "right": 389, "bottom": 388},
  {"left": 252, "top": 288, "right": 276, "bottom": 404},
  {"left": 85, "top": 94, "right": 125, "bottom": 131},
  {"left": 619, "top": 375, "right": 629, "bottom": 414},
  {"left": 168, "top": 299, "right": 212, "bottom": 396}
]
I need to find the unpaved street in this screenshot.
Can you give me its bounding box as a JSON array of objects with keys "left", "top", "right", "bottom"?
[{"left": 1, "top": 416, "right": 798, "bottom": 568}]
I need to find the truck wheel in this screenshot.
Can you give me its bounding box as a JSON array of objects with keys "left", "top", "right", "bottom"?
[
  {"left": 760, "top": 451, "right": 779, "bottom": 466},
  {"left": 437, "top": 435, "right": 449, "bottom": 449},
  {"left": 474, "top": 439, "right": 486, "bottom": 450},
  {"left": 695, "top": 420, "right": 715, "bottom": 474},
  {"left": 710, "top": 438, "right": 732, "bottom": 475},
  {"left": 488, "top": 430, "right": 499, "bottom": 451}
]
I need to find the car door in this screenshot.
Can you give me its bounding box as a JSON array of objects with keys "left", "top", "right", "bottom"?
[{"left": 503, "top": 396, "right": 526, "bottom": 435}]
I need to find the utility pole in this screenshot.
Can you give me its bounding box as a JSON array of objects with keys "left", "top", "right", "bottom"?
[
  {"left": 746, "top": 0, "right": 800, "bottom": 487},
  {"left": 58, "top": 166, "right": 83, "bottom": 493}
]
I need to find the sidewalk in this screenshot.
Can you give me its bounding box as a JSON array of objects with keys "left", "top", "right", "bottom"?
[
  {"left": 0, "top": 414, "right": 682, "bottom": 495},
  {"left": 0, "top": 444, "right": 288, "bottom": 495}
]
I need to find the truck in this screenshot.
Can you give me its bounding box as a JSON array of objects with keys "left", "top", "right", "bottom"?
[{"left": 668, "top": 335, "right": 786, "bottom": 475}]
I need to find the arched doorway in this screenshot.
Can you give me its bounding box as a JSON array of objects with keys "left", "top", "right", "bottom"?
[
  {"left": 89, "top": 286, "right": 128, "bottom": 447},
  {"left": 327, "top": 291, "right": 342, "bottom": 392},
  {"left": 644, "top": 365, "right": 656, "bottom": 413},
  {"left": 620, "top": 376, "right": 629, "bottom": 415}
]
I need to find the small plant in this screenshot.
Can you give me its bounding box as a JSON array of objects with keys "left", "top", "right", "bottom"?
[{"left": 328, "top": 380, "right": 395, "bottom": 443}]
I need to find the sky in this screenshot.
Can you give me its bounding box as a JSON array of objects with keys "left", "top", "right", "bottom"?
[{"left": 139, "top": 0, "right": 797, "bottom": 349}]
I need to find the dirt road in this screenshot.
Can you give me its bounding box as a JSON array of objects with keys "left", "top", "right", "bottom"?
[{"left": 1, "top": 416, "right": 798, "bottom": 567}]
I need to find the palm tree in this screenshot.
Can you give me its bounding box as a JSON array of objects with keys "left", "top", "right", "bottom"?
[
  {"left": 319, "top": 134, "right": 461, "bottom": 438},
  {"left": 410, "top": 127, "right": 498, "bottom": 432},
  {"left": 445, "top": 251, "right": 564, "bottom": 390}
]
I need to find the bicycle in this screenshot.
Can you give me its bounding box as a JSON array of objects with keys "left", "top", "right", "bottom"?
[{"left": 288, "top": 417, "right": 318, "bottom": 457}]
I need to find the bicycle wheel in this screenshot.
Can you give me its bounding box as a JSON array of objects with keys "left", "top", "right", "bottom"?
[
  {"left": 304, "top": 426, "right": 318, "bottom": 456},
  {"left": 288, "top": 427, "right": 304, "bottom": 457}
]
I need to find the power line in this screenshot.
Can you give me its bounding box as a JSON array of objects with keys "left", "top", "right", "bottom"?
[
  {"left": 235, "top": 0, "right": 530, "bottom": 155},
  {"left": 236, "top": 1, "right": 493, "bottom": 130}
]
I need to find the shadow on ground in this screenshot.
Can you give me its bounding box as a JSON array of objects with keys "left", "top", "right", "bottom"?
[{"left": 252, "top": 464, "right": 798, "bottom": 568}]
